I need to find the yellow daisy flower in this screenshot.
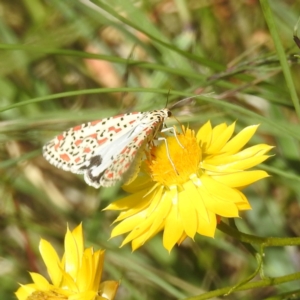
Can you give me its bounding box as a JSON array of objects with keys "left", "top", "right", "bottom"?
[
  {"left": 104, "top": 121, "right": 273, "bottom": 252},
  {"left": 15, "top": 224, "right": 119, "bottom": 300}
]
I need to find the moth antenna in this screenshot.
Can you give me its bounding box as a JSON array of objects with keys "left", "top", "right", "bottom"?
[
  {"left": 164, "top": 89, "right": 171, "bottom": 108},
  {"left": 168, "top": 95, "right": 199, "bottom": 110},
  {"left": 121, "top": 44, "right": 137, "bottom": 111}
]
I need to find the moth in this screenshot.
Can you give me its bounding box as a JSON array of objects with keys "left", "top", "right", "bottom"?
[{"left": 43, "top": 109, "right": 171, "bottom": 188}]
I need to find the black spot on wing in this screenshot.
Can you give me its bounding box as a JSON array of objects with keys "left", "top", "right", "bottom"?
[
  {"left": 86, "top": 168, "right": 105, "bottom": 184},
  {"left": 78, "top": 154, "right": 106, "bottom": 185},
  {"left": 78, "top": 155, "right": 102, "bottom": 171},
  {"left": 89, "top": 155, "right": 102, "bottom": 167}
]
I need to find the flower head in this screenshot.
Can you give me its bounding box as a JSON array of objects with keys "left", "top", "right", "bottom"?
[
  {"left": 105, "top": 122, "right": 273, "bottom": 252},
  {"left": 15, "top": 224, "right": 119, "bottom": 300}
]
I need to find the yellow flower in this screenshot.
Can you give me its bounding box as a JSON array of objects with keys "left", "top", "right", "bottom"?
[
  {"left": 15, "top": 224, "right": 119, "bottom": 300},
  {"left": 104, "top": 122, "right": 273, "bottom": 252}
]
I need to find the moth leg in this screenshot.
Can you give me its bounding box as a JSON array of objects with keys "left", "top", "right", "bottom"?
[
  {"left": 157, "top": 136, "right": 179, "bottom": 175},
  {"left": 161, "top": 127, "right": 184, "bottom": 149}
]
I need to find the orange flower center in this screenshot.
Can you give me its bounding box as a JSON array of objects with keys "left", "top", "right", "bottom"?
[
  {"left": 147, "top": 128, "right": 202, "bottom": 186},
  {"left": 27, "top": 290, "right": 67, "bottom": 300}
]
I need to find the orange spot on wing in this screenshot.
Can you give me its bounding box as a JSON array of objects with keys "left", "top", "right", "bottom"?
[
  {"left": 75, "top": 157, "right": 81, "bottom": 163},
  {"left": 75, "top": 140, "right": 83, "bottom": 146},
  {"left": 60, "top": 153, "right": 70, "bottom": 162},
  {"left": 83, "top": 147, "right": 91, "bottom": 153},
  {"left": 89, "top": 133, "right": 97, "bottom": 139},
  {"left": 54, "top": 135, "right": 64, "bottom": 150},
  {"left": 120, "top": 147, "right": 128, "bottom": 154},
  {"left": 91, "top": 120, "right": 101, "bottom": 126},
  {"left": 98, "top": 138, "right": 108, "bottom": 145},
  {"left": 108, "top": 126, "right": 122, "bottom": 133},
  {"left": 73, "top": 125, "right": 82, "bottom": 131},
  {"left": 113, "top": 114, "right": 123, "bottom": 119},
  {"left": 106, "top": 172, "right": 114, "bottom": 178}
]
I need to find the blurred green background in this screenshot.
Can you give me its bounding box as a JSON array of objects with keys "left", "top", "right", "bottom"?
[{"left": 1, "top": 0, "right": 300, "bottom": 299}]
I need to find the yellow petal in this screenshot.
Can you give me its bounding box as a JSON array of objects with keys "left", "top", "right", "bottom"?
[
  {"left": 111, "top": 214, "right": 144, "bottom": 237},
  {"left": 177, "top": 232, "right": 187, "bottom": 245},
  {"left": 104, "top": 189, "right": 151, "bottom": 211},
  {"left": 72, "top": 224, "right": 84, "bottom": 258},
  {"left": 39, "top": 239, "right": 62, "bottom": 287},
  {"left": 91, "top": 250, "right": 105, "bottom": 291},
  {"left": 231, "top": 144, "right": 274, "bottom": 159},
  {"left": 196, "top": 213, "right": 216, "bottom": 237},
  {"left": 235, "top": 191, "right": 252, "bottom": 210},
  {"left": 77, "top": 248, "right": 92, "bottom": 291},
  {"left": 99, "top": 280, "right": 119, "bottom": 300},
  {"left": 207, "top": 122, "right": 235, "bottom": 153},
  {"left": 59, "top": 271, "right": 78, "bottom": 292},
  {"left": 226, "top": 155, "right": 271, "bottom": 170},
  {"left": 121, "top": 216, "right": 155, "bottom": 245},
  {"left": 178, "top": 195, "right": 198, "bottom": 238},
  {"left": 184, "top": 177, "right": 210, "bottom": 223},
  {"left": 212, "top": 170, "right": 269, "bottom": 187},
  {"left": 15, "top": 284, "right": 34, "bottom": 300},
  {"left": 199, "top": 175, "right": 247, "bottom": 216},
  {"left": 145, "top": 185, "right": 166, "bottom": 217},
  {"left": 120, "top": 195, "right": 172, "bottom": 246},
  {"left": 131, "top": 223, "right": 164, "bottom": 250},
  {"left": 204, "top": 154, "right": 271, "bottom": 173},
  {"left": 200, "top": 186, "right": 239, "bottom": 217},
  {"left": 113, "top": 209, "right": 141, "bottom": 223},
  {"left": 122, "top": 172, "right": 153, "bottom": 193},
  {"left": 163, "top": 205, "right": 184, "bottom": 252},
  {"left": 221, "top": 125, "right": 259, "bottom": 153},
  {"left": 210, "top": 123, "right": 228, "bottom": 145},
  {"left": 112, "top": 188, "right": 161, "bottom": 222},
  {"left": 64, "top": 226, "right": 81, "bottom": 280},
  {"left": 196, "top": 121, "right": 213, "bottom": 148},
  {"left": 204, "top": 144, "right": 273, "bottom": 166},
  {"left": 131, "top": 190, "right": 173, "bottom": 246}
]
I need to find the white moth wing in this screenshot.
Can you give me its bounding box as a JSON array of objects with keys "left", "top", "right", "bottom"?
[
  {"left": 43, "top": 109, "right": 171, "bottom": 188},
  {"left": 43, "top": 112, "right": 145, "bottom": 172}
]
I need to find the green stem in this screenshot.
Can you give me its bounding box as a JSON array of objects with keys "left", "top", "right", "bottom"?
[
  {"left": 184, "top": 271, "right": 300, "bottom": 300},
  {"left": 218, "top": 222, "right": 300, "bottom": 247}
]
